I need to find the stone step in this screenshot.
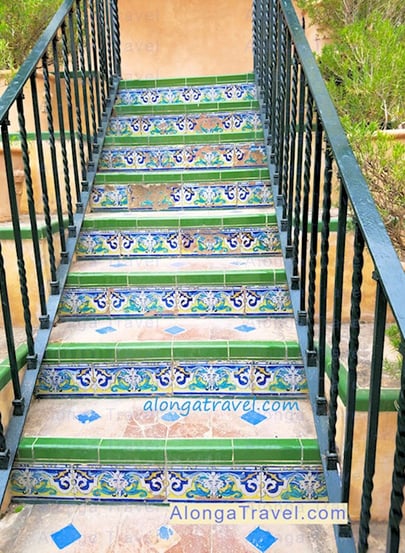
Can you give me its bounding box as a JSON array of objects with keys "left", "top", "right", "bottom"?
[
  {"left": 0, "top": 502, "right": 338, "bottom": 552},
  {"left": 11, "top": 436, "right": 326, "bottom": 503},
  {"left": 76, "top": 210, "right": 280, "bottom": 258},
  {"left": 35, "top": 340, "right": 306, "bottom": 398}
]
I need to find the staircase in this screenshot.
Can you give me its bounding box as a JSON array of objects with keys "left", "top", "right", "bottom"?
[{"left": 6, "top": 74, "right": 338, "bottom": 551}]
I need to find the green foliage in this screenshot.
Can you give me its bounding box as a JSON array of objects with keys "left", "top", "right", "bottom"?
[
  {"left": 318, "top": 14, "right": 405, "bottom": 129},
  {"left": 386, "top": 324, "right": 402, "bottom": 352},
  {"left": 0, "top": 0, "right": 62, "bottom": 71},
  {"left": 297, "top": 0, "right": 405, "bottom": 37},
  {"left": 343, "top": 121, "right": 405, "bottom": 253}
]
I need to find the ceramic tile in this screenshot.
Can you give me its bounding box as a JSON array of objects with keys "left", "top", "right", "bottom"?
[
  {"left": 36, "top": 360, "right": 307, "bottom": 398},
  {"left": 76, "top": 227, "right": 280, "bottom": 258},
  {"left": 114, "top": 83, "right": 257, "bottom": 107},
  {"left": 261, "top": 467, "right": 328, "bottom": 502},
  {"left": 98, "top": 143, "right": 267, "bottom": 172}
]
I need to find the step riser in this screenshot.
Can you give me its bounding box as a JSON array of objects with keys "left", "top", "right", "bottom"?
[
  {"left": 115, "top": 82, "right": 256, "bottom": 108},
  {"left": 76, "top": 227, "right": 280, "bottom": 257},
  {"left": 106, "top": 112, "right": 262, "bottom": 139},
  {"left": 58, "top": 285, "right": 292, "bottom": 319},
  {"left": 90, "top": 181, "right": 273, "bottom": 211},
  {"left": 35, "top": 360, "right": 307, "bottom": 397},
  {"left": 98, "top": 143, "right": 267, "bottom": 172},
  {"left": 10, "top": 463, "right": 327, "bottom": 503}
]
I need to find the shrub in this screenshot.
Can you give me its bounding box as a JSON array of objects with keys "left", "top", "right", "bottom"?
[
  {"left": 318, "top": 14, "right": 405, "bottom": 129},
  {"left": 0, "top": 1, "right": 62, "bottom": 71}
]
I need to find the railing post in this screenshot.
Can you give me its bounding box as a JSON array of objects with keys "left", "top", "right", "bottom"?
[
  {"left": 110, "top": 0, "right": 121, "bottom": 78},
  {"left": 0, "top": 413, "right": 10, "bottom": 469}
]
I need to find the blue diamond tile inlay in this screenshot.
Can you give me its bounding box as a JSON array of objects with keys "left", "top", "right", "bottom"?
[
  {"left": 51, "top": 524, "right": 82, "bottom": 550},
  {"left": 96, "top": 326, "right": 117, "bottom": 335},
  {"left": 235, "top": 324, "right": 256, "bottom": 333},
  {"left": 76, "top": 409, "right": 101, "bottom": 424},
  {"left": 241, "top": 409, "right": 267, "bottom": 425},
  {"left": 246, "top": 527, "right": 278, "bottom": 552},
  {"left": 165, "top": 325, "right": 186, "bottom": 335},
  {"left": 109, "top": 262, "right": 129, "bottom": 268},
  {"left": 158, "top": 525, "right": 174, "bottom": 540},
  {"left": 161, "top": 411, "right": 181, "bottom": 422}
]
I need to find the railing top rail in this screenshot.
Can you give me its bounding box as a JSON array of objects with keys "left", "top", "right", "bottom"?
[
  {"left": 0, "top": 0, "right": 75, "bottom": 124},
  {"left": 279, "top": 0, "right": 405, "bottom": 337}
]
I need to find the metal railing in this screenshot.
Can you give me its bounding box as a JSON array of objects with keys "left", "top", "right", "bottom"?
[
  {"left": 253, "top": 1, "right": 405, "bottom": 552},
  {"left": 0, "top": 0, "right": 120, "bottom": 502}
]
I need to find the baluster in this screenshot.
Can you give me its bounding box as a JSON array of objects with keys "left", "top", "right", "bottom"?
[
  {"left": 387, "top": 342, "right": 405, "bottom": 552},
  {"left": 0, "top": 412, "right": 10, "bottom": 469},
  {"left": 306, "top": 112, "right": 322, "bottom": 366},
  {"left": 83, "top": 0, "right": 99, "bottom": 151},
  {"left": 285, "top": 49, "right": 298, "bottom": 257},
  {"left": 280, "top": 30, "right": 292, "bottom": 215},
  {"left": 291, "top": 68, "right": 306, "bottom": 288},
  {"left": 51, "top": 34, "right": 75, "bottom": 238},
  {"left": 61, "top": 20, "right": 82, "bottom": 212},
  {"left": 328, "top": 182, "right": 349, "bottom": 469},
  {"left": 317, "top": 140, "right": 333, "bottom": 414},
  {"left": 358, "top": 278, "right": 387, "bottom": 552},
  {"left": 96, "top": 0, "right": 108, "bottom": 115},
  {"left": 268, "top": 0, "right": 277, "bottom": 144},
  {"left": 30, "top": 74, "right": 59, "bottom": 295},
  {"left": 298, "top": 89, "right": 313, "bottom": 323},
  {"left": 16, "top": 93, "right": 49, "bottom": 329},
  {"left": 76, "top": 0, "right": 92, "bottom": 163},
  {"left": 42, "top": 50, "right": 68, "bottom": 263},
  {"left": 103, "top": 0, "right": 113, "bottom": 88},
  {"left": 110, "top": 0, "right": 121, "bottom": 77},
  {"left": 0, "top": 241, "right": 24, "bottom": 417},
  {"left": 340, "top": 219, "right": 364, "bottom": 538},
  {"left": 89, "top": 0, "right": 102, "bottom": 132},
  {"left": 69, "top": 7, "right": 87, "bottom": 190},
  {"left": 1, "top": 119, "right": 36, "bottom": 373}
]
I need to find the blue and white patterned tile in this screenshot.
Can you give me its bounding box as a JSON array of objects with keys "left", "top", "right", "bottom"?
[
  {"left": 252, "top": 362, "right": 308, "bottom": 395},
  {"left": 261, "top": 466, "right": 328, "bottom": 501},
  {"left": 98, "top": 143, "right": 267, "bottom": 172},
  {"left": 115, "top": 83, "right": 257, "bottom": 107},
  {"left": 35, "top": 362, "right": 173, "bottom": 397},
  {"left": 107, "top": 112, "right": 262, "bottom": 137},
  {"left": 167, "top": 467, "right": 262, "bottom": 501},
  {"left": 76, "top": 227, "right": 280, "bottom": 258},
  {"left": 10, "top": 465, "right": 166, "bottom": 501},
  {"left": 89, "top": 180, "right": 273, "bottom": 211},
  {"left": 173, "top": 361, "right": 252, "bottom": 394},
  {"left": 57, "top": 286, "right": 293, "bottom": 319}
]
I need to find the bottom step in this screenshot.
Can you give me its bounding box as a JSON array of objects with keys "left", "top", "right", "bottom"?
[{"left": 0, "top": 502, "right": 339, "bottom": 552}]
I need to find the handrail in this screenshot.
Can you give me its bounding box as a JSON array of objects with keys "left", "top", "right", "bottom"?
[
  {"left": 279, "top": 0, "right": 405, "bottom": 338},
  {"left": 0, "top": 0, "right": 121, "bottom": 505},
  {"left": 253, "top": 1, "right": 405, "bottom": 552}
]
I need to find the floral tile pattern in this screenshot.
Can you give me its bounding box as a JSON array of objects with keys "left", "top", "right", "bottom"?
[
  {"left": 107, "top": 112, "right": 262, "bottom": 137},
  {"left": 98, "top": 143, "right": 267, "bottom": 172},
  {"left": 76, "top": 227, "right": 281, "bottom": 258},
  {"left": 90, "top": 180, "right": 274, "bottom": 211},
  {"left": 115, "top": 83, "right": 257, "bottom": 107},
  {"left": 10, "top": 464, "right": 327, "bottom": 502},
  {"left": 35, "top": 360, "right": 307, "bottom": 397},
  {"left": 57, "top": 285, "right": 293, "bottom": 320}
]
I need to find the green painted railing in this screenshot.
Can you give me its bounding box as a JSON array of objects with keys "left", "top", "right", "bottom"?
[
  {"left": 253, "top": 1, "right": 405, "bottom": 552},
  {"left": 0, "top": 0, "right": 120, "bottom": 503}
]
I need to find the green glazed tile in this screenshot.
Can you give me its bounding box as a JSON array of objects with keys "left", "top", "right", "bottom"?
[
  {"left": 99, "top": 439, "right": 166, "bottom": 463},
  {"left": 233, "top": 438, "right": 302, "bottom": 463},
  {"left": 166, "top": 438, "right": 233, "bottom": 464},
  {"left": 116, "top": 342, "right": 172, "bottom": 361},
  {"left": 16, "top": 437, "right": 37, "bottom": 461},
  {"left": 300, "top": 439, "right": 322, "bottom": 462},
  {"left": 32, "top": 437, "right": 100, "bottom": 463},
  {"left": 172, "top": 342, "right": 229, "bottom": 360}
]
